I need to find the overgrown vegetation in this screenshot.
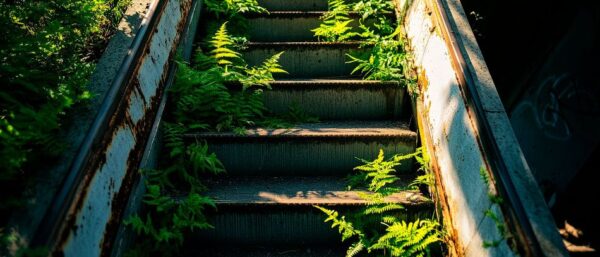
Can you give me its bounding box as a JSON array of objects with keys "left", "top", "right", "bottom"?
[
  {"left": 0, "top": 0, "right": 131, "bottom": 253},
  {"left": 316, "top": 148, "right": 443, "bottom": 257},
  {"left": 312, "top": 0, "right": 358, "bottom": 41},
  {"left": 203, "top": 0, "right": 267, "bottom": 18},
  {"left": 313, "top": 0, "right": 416, "bottom": 89},
  {"left": 124, "top": 1, "right": 322, "bottom": 254}
]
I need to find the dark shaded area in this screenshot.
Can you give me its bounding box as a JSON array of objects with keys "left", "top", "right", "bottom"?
[
  {"left": 459, "top": 0, "right": 579, "bottom": 108},
  {"left": 460, "top": 0, "right": 600, "bottom": 255},
  {"left": 552, "top": 145, "right": 600, "bottom": 256}
]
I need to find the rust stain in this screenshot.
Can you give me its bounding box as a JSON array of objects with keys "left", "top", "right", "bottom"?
[
  {"left": 413, "top": 87, "right": 463, "bottom": 257},
  {"left": 99, "top": 0, "right": 193, "bottom": 255},
  {"left": 417, "top": 68, "right": 429, "bottom": 93},
  {"left": 51, "top": 0, "right": 194, "bottom": 256}
]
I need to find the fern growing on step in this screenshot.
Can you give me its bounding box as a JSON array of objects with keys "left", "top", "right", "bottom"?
[
  {"left": 312, "top": 0, "right": 358, "bottom": 42},
  {"left": 239, "top": 51, "right": 287, "bottom": 90},
  {"left": 316, "top": 149, "right": 442, "bottom": 257},
  {"left": 125, "top": 123, "right": 223, "bottom": 256},
  {"left": 210, "top": 22, "right": 243, "bottom": 67},
  {"left": 347, "top": 24, "right": 412, "bottom": 81},
  {"left": 371, "top": 219, "right": 441, "bottom": 257},
  {"left": 204, "top": 0, "right": 267, "bottom": 17}
]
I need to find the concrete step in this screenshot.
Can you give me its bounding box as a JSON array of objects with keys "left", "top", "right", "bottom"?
[
  {"left": 184, "top": 121, "right": 417, "bottom": 175},
  {"left": 264, "top": 79, "right": 406, "bottom": 120},
  {"left": 257, "top": 0, "right": 328, "bottom": 11},
  {"left": 243, "top": 42, "right": 366, "bottom": 79},
  {"left": 245, "top": 12, "right": 394, "bottom": 42},
  {"left": 194, "top": 176, "right": 431, "bottom": 245}
]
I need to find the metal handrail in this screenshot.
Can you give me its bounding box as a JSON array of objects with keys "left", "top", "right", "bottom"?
[
  {"left": 431, "top": 0, "right": 544, "bottom": 256},
  {"left": 32, "top": 0, "right": 166, "bottom": 248}
]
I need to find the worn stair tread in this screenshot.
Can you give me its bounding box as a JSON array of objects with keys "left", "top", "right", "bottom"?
[
  {"left": 204, "top": 176, "right": 430, "bottom": 206},
  {"left": 184, "top": 121, "right": 416, "bottom": 138},
  {"left": 184, "top": 245, "right": 346, "bottom": 257}
]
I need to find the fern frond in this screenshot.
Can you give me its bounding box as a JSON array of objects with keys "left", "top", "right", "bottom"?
[
  {"left": 209, "top": 23, "right": 243, "bottom": 67},
  {"left": 364, "top": 203, "right": 404, "bottom": 215},
  {"left": 239, "top": 51, "right": 287, "bottom": 90},
  {"left": 312, "top": 0, "right": 358, "bottom": 41},
  {"left": 346, "top": 241, "right": 365, "bottom": 257},
  {"left": 315, "top": 205, "right": 362, "bottom": 241}
]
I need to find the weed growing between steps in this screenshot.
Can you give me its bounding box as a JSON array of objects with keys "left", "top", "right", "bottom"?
[
  {"left": 124, "top": 3, "right": 318, "bottom": 256},
  {"left": 316, "top": 148, "right": 444, "bottom": 257},
  {"left": 313, "top": 0, "right": 417, "bottom": 89}
]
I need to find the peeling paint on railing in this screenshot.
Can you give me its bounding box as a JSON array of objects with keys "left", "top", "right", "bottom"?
[{"left": 48, "top": 0, "right": 193, "bottom": 256}]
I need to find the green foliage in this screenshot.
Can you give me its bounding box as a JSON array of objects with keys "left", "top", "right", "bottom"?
[
  {"left": 317, "top": 149, "right": 442, "bottom": 257},
  {"left": 353, "top": 0, "right": 394, "bottom": 20},
  {"left": 170, "top": 22, "right": 287, "bottom": 133},
  {"left": 312, "top": 0, "right": 358, "bottom": 42},
  {"left": 126, "top": 18, "right": 312, "bottom": 256},
  {"left": 348, "top": 148, "right": 424, "bottom": 193},
  {"left": 203, "top": 0, "right": 267, "bottom": 17},
  {"left": 347, "top": 25, "right": 411, "bottom": 81},
  {"left": 125, "top": 124, "right": 223, "bottom": 256},
  {"left": 371, "top": 219, "right": 441, "bottom": 257},
  {"left": 210, "top": 22, "right": 243, "bottom": 67},
  {"left": 312, "top": 0, "right": 417, "bottom": 89}
]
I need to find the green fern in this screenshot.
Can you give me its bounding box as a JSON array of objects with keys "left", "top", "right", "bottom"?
[
  {"left": 210, "top": 22, "right": 243, "bottom": 67},
  {"left": 315, "top": 206, "right": 364, "bottom": 242},
  {"left": 353, "top": 0, "right": 394, "bottom": 20},
  {"left": 317, "top": 149, "right": 442, "bottom": 257},
  {"left": 239, "top": 51, "right": 287, "bottom": 90},
  {"left": 370, "top": 220, "right": 441, "bottom": 257},
  {"left": 347, "top": 24, "right": 411, "bottom": 81},
  {"left": 312, "top": 0, "right": 358, "bottom": 42},
  {"left": 204, "top": 0, "right": 267, "bottom": 17}
]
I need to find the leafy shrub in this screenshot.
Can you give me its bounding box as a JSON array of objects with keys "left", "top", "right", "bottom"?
[{"left": 0, "top": 0, "right": 131, "bottom": 213}]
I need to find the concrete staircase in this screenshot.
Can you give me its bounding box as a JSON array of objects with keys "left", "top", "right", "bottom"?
[{"left": 184, "top": 0, "right": 431, "bottom": 255}]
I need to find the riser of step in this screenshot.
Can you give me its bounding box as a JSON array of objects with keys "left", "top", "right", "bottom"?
[
  {"left": 186, "top": 121, "right": 416, "bottom": 175},
  {"left": 204, "top": 140, "right": 414, "bottom": 175},
  {"left": 183, "top": 245, "right": 348, "bottom": 257},
  {"left": 264, "top": 80, "right": 406, "bottom": 120},
  {"left": 248, "top": 14, "right": 321, "bottom": 42},
  {"left": 243, "top": 42, "right": 365, "bottom": 79},
  {"left": 197, "top": 207, "right": 430, "bottom": 245},
  {"left": 257, "top": 0, "right": 328, "bottom": 11},
  {"left": 246, "top": 12, "right": 393, "bottom": 42},
  {"left": 191, "top": 176, "right": 431, "bottom": 245}
]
